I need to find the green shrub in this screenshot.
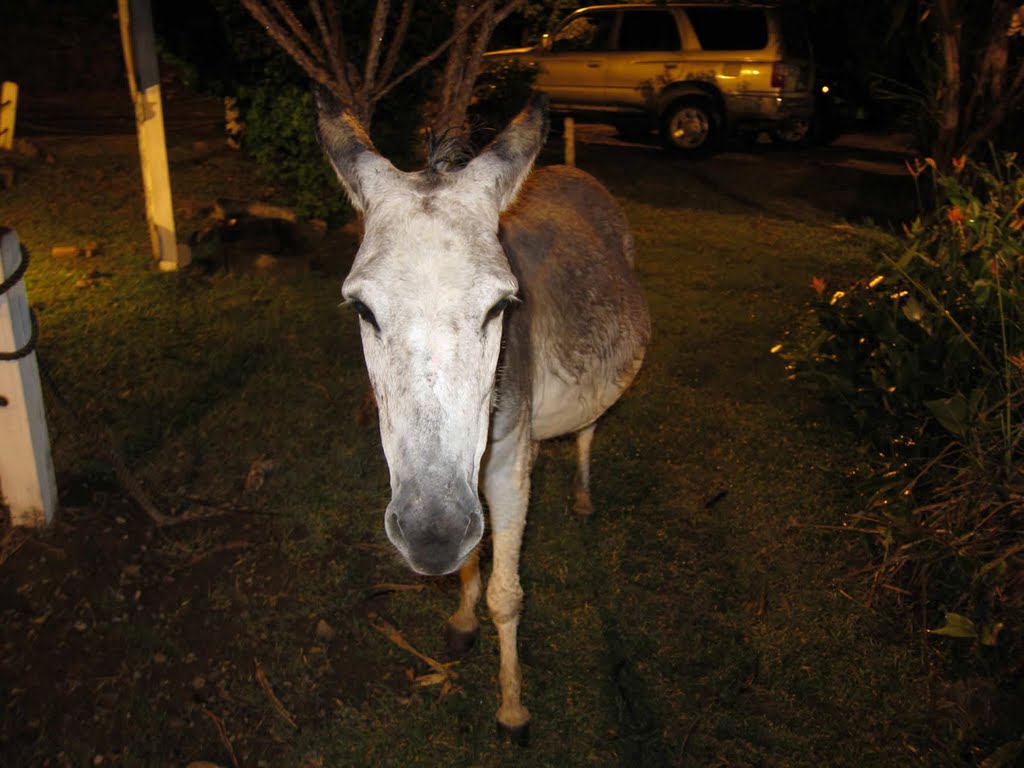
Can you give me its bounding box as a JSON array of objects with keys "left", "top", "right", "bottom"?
[
  {"left": 780, "top": 151, "right": 1023, "bottom": 658},
  {"left": 239, "top": 83, "right": 351, "bottom": 223}
]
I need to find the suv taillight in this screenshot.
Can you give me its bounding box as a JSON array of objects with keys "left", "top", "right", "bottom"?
[{"left": 771, "top": 63, "right": 792, "bottom": 89}]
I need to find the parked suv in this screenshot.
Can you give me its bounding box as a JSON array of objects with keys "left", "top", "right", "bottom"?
[{"left": 486, "top": 3, "right": 815, "bottom": 152}]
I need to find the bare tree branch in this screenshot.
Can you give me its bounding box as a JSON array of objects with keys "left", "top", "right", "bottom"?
[
  {"left": 962, "top": 62, "right": 1024, "bottom": 155},
  {"left": 434, "top": 0, "right": 524, "bottom": 132},
  {"left": 932, "top": 0, "right": 962, "bottom": 169},
  {"left": 241, "top": 0, "right": 521, "bottom": 131},
  {"left": 270, "top": 0, "right": 321, "bottom": 61},
  {"left": 372, "top": 0, "right": 501, "bottom": 103},
  {"left": 437, "top": 0, "right": 473, "bottom": 125},
  {"left": 364, "top": 0, "right": 391, "bottom": 92},
  {"left": 239, "top": 0, "right": 333, "bottom": 87},
  {"left": 379, "top": 0, "right": 414, "bottom": 87},
  {"left": 309, "top": 0, "right": 349, "bottom": 96},
  {"left": 324, "top": 0, "right": 347, "bottom": 75},
  {"left": 961, "top": 1, "right": 1015, "bottom": 140}
]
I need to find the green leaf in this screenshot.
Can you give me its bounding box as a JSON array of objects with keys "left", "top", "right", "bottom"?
[
  {"left": 924, "top": 394, "right": 970, "bottom": 437},
  {"left": 928, "top": 612, "right": 978, "bottom": 639},
  {"left": 901, "top": 295, "right": 926, "bottom": 323},
  {"left": 972, "top": 278, "right": 993, "bottom": 306},
  {"left": 979, "top": 622, "right": 1004, "bottom": 647}
]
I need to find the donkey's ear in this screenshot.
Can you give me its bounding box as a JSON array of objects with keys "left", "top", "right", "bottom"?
[
  {"left": 315, "top": 85, "right": 397, "bottom": 213},
  {"left": 466, "top": 92, "right": 549, "bottom": 212}
]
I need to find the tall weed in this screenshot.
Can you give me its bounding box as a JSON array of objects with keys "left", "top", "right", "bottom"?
[{"left": 781, "top": 151, "right": 1023, "bottom": 660}]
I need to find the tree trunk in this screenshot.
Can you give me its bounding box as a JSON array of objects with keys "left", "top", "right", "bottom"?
[{"left": 933, "top": 0, "right": 962, "bottom": 171}]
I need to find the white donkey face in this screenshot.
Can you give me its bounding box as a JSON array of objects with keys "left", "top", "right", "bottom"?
[{"left": 318, "top": 94, "right": 548, "bottom": 575}]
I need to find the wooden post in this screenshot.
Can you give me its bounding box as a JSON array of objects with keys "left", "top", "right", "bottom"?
[
  {"left": 564, "top": 117, "right": 575, "bottom": 167},
  {"left": 0, "top": 81, "right": 17, "bottom": 151},
  {"left": 0, "top": 229, "right": 58, "bottom": 527},
  {"left": 118, "top": 0, "right": 189, "bottom": 271}
]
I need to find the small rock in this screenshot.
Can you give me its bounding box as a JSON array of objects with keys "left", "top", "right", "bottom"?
[
  {"left": 192, "top": 676, "right": 206, "bottom": 690},
  {"left": 252, "top": 253, "right": 278, "bottom": 270},
  {"left": 315, "top": 619, "right": 335, "bottom": 641},
  {"left": 153, "top": 653, "right": 167, "bottom": 664}
]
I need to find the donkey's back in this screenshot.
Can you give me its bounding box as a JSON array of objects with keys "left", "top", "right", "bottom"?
[{"left": 500, "top": 165, "right": 651, "bottom": 443}]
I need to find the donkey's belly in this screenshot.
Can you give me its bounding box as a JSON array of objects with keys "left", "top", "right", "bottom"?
[{"left": 530, "top": 351, "right": 644, "bottom": 441}]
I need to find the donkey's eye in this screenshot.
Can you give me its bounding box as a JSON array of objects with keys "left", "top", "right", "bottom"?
[
  {"left": 485, "top": 297, "right": 511, "bottom": 324},
  {"left": 351, "top": 300, "right": 380, "bottom": 331}
]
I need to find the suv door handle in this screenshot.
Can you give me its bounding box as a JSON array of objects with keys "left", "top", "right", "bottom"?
[{"left": 586, "top": 61, "right": 601, "bottom": 68}]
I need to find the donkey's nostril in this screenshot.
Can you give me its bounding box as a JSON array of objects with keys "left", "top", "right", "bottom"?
[
  {"left": 384, "top": 510, "right": 406, "bottom": 549},
  {"left": 462, "top": 512, "right": 483, "bottom": 554}
]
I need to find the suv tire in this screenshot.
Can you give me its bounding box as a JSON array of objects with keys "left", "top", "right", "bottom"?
[
  {"left": 660, "top": 98, "right": 719, "bottom": 153},
  {"left": 770, "top": 117, "right": 812, "bottom": 147}
]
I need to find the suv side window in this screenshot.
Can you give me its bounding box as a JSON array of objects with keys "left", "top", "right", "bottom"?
[
  {"left": 686, "top": 8, "right": 768, "bottom": 51},
  {"left": 550, "top": 11, "right": 614, "bottom": 53},
  {"left": 617, "top": 10, "right": 681, "bottom": 52}
]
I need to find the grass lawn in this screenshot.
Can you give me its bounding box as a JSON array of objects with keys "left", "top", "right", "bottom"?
[{"left": 0, "top": 120, "right": 998, "bottom": 767}]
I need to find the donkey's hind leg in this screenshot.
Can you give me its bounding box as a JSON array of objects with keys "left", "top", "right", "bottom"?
[
  {"left": 573, "top": 423, "right": 596, "bottom": 516},
  {"left": 445, "top": 546, "right": 481, "bottom": 656}
]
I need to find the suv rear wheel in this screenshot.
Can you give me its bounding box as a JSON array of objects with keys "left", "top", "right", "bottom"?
[
  {"left": 660, "top": 99, "right": 719, "bottom": 153},
  {"left": 770, "top": 117, "right": 812, "bottom": 147}
]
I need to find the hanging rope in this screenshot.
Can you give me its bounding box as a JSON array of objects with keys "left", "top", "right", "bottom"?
[{"left": 0, "top": 243, "right": 38, "bottom": 361}]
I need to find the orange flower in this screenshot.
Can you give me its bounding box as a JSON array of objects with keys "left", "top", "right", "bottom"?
[
  {"left": 951, "top": 154, "right": 967, "bottom": 174},
  {"left": 947, "top": 206, "right": 966, "bottom": 224},
  {"left": 811, "top": 276, "right": 826, "bottom": 295},
  {"left": 905, "top": 158, "right": 929, "bottom": 178}
]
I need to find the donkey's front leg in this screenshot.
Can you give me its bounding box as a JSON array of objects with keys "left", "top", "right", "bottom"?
[
  {"left": 482, "top": 418, "right": 532, "bottom": 743},
  {"left": 445, "top": 547, "right": 481, "bottom": 656}
]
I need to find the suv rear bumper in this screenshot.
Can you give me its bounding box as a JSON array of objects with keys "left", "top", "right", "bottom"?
[{"left": 729, "top": 92, "right": 814, "bottom": 127}]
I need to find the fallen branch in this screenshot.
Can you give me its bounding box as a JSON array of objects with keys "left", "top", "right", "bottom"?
[
  {"left": 254, "top": 659, "right": 298, "bottom": 729},
  {"left": 202, "top": 707, "right": 241, "bottom": 768},
  {"left": 214, "top": 199, "right": 297, "bottom": 223},
  {"left": 368, "top": 582, "right": 427, "bottom": 597},
  {"left": 367, "top": 611, "right": 458, "bottom": 697},
  {"left": 0, "top": 526, "right": 29, "bottom": 566}
]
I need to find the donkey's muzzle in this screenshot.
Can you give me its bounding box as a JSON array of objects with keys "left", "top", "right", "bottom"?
[{"left": 385, "top": 492, "right": 483, "bottom": 576}]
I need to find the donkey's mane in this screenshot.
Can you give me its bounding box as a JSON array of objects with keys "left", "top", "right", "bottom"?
[{"left": 426, "top": 129, "right": 475, "bottom": 173}]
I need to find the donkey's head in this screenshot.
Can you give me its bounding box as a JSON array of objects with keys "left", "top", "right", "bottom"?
[{"left": 318, "top": 95, "right": 548, "bottom": 575}]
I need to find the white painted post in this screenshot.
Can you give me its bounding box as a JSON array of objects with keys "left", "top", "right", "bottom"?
[
  {"left": 564, "top": 117, "right": 575, "bottom": 167},
  {"left": 118, "top": 0, "right": 190, "bottom": 271},
  {"left": 0, "top": 81, "right": 17, "bottom": 151},
  {"left": 0, "top": 229, "right": 58, "bottom": 526}
]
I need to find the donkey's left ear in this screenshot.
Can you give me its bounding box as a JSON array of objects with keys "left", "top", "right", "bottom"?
[
  {"left": 314, "top": 84, "right": 398, "bottom": 213},
  {"left": 466, "top": 92, "right": 549, "bottom": 212}
]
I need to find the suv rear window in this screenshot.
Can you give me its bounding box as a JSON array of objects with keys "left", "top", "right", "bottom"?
[
  {"left": 686, "top": 8, "right": 768, "bottom": 51},
  {"left": 618, "top": 10, "right": 681, "bottom": 52},
  {"left": 551, "top": 11, "right": 614, "bottom": 52}
]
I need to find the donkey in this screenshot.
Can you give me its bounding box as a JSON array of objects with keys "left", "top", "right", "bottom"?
[{"left": 316, "top": 93, "right": 651, "bottom": 742}]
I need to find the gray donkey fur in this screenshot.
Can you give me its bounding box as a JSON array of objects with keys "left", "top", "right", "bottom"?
[{"left": 317, "top": 93, "right": 650, "bottom": 741}]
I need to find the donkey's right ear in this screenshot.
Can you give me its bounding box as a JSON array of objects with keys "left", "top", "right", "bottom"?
[{"left": 314, "top": 85, "right": 397, "bottom": 213}]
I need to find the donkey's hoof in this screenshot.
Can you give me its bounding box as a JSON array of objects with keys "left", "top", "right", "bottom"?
[
  {"left": 444, "top": 622, "right": 479, "bottom": 657},
  {"left": 496, "top": 718, "right": 530, "bottom": 746},
  {"left": 573, "top": 491, "right": 594, "bottom": 516}
]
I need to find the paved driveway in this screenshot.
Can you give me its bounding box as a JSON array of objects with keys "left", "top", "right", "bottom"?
[{"left": 556, "top": 123, "right": 918, "bottom": 226}]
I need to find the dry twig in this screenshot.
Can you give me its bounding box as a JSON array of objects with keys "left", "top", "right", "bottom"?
[
  {"left": 202, "top": 707, "right": 241, "bottom": 768},
  {"left": 367, "top": 612, "right": 458, "bottom": 696},
  {"left": 254, "top": 659, "right": 298, "bottom": 729}
]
